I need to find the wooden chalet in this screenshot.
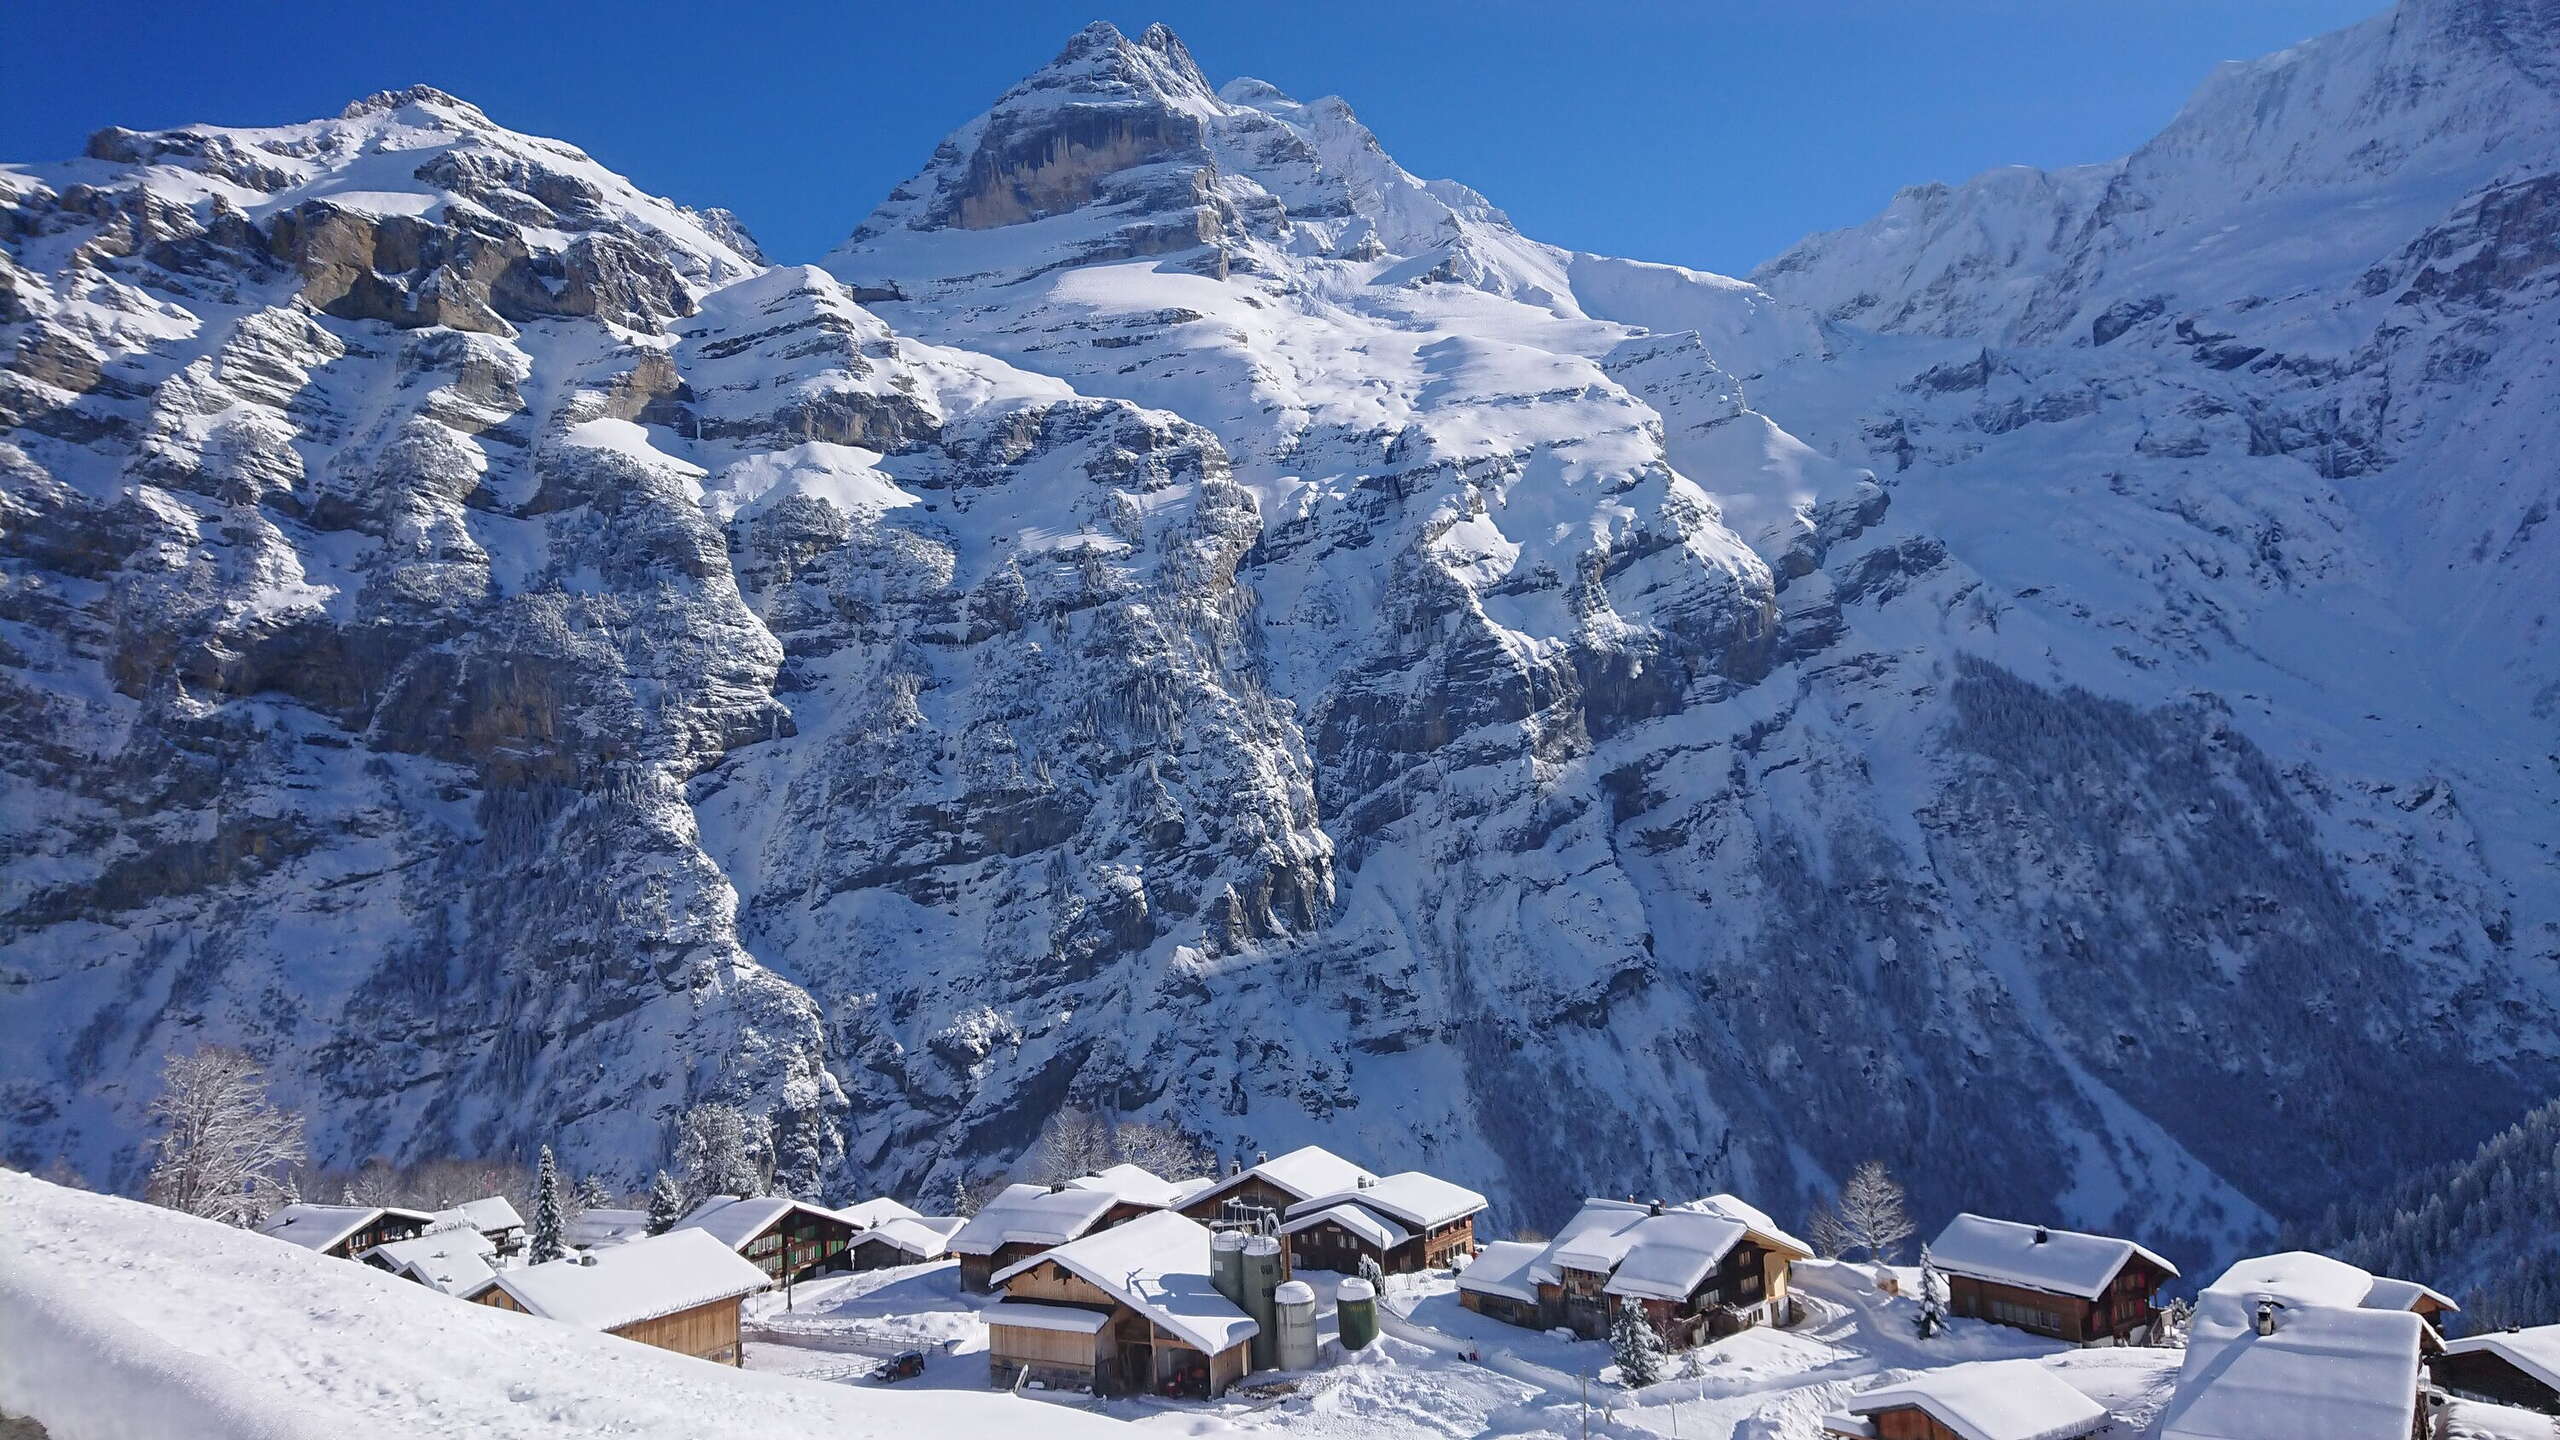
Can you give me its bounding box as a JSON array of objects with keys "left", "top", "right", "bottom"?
[
  {"left": 1821, "top": 1359, "right": 2110, "bottom": 1440},
  {"left": 432, "top": 1196, "right": 527, "bottom": 1259},
  {"left": 851, "top": 1214, "right": 966, "bottom": 1271},
  {"left": 1929, "top": 1214, "right": 2179, "bottom": 1345},
  {"left": 1178, "top": 1146, "right": 1376, "bottom": 1230},
  {"left": 671, "top": 1195, "right": 861, "bottom": 1285},
  {"left": 2436, "top": 1325, "right": 2560, "bottom": 1414},
  {"left": 1462, "top": 1195, "right": 1810, "bottom": 1348},
  {"left": 2202, "top": 1251, "right": 2459, "bottom": 1336},
  {"left": 257, "top": 1203, "right": 436, "bottom": 1259},
  {"left": 360, "top": 1229, "right": 499, "bottom": 1298},
  {"left": 948, "top": 1183, "right": 1125, "bottom": 1291},
  {"left": 983, "top": 1210, "right": 1259, "bottom": 1399},
  {"left": 2160, "top": 1279, "right": 2436, "bottom": 1440},
  {"left": 477, "top": 1229, "right": 769, "bottom": 1365},
  {"left": 1279, "top": 1170, "right": 1486, "bottom": 1275}
]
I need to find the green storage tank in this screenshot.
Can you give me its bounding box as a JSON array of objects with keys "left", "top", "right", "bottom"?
[{"left": 1337, "top": 1275, "right": 1379, "bottom": 1351}]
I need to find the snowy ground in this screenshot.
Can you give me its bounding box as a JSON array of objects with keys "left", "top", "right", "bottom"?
[{"left": 12, "top": 1180, "right": 2543, "bottom": 1440}]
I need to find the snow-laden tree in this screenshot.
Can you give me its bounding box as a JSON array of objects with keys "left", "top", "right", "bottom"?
[
  {"left": 1837, "top": 1161, "right": 1915, "bottom": 1263},
  {"left": 1802, "top": 1200, "right": 1852, "bottom": 1260},
  {"left": 1027, "top": 1108, "right": 1114, "bottom": 1183},
  {"left": 530, "top": 1147, "right": 566, "bottom": 1264},
  {"left": 1915, "top": 1244, "right": 1948, "bottom": 1338},
  {"left": 646, "top": 1170, "right": 686, "bottom": 1235},
  {"left": 143, "top": 1046, "right": 305, "bottom": 1226},
  {"left": 571, "top": 1172, "right": 612, "bottom": 1223},
  {"left": 1610, "top": 1296, "right": 1668, "bottom": 1388},
  {"left": 673, "top": 1103, "right": 770, "bottom": 1204}
]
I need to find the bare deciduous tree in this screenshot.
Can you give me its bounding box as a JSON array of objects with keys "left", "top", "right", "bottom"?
[
  {"left": 1836, "top": 1160, "right": 1915, "bottom": 1263},
  {"left": 1109, "top": 1119, "right": 1217, "bottom": 1179},
  {"left": 1802, "top": 1200, "right": 1853, "bottom": 1260},
  {"left": 1026, "top": 1108, "right": 1114, "bottom": 1183},
  {"left": 144, "top": 1046, "right": 305, "bottom": 1226},
  {"left": 955, "top": 1174, "right": 1016, "bottom": 1217}
]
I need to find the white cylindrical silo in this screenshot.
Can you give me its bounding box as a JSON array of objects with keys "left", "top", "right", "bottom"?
[{"left": 1274, "top": 1279, "right": 1318, "bottom": 1370}]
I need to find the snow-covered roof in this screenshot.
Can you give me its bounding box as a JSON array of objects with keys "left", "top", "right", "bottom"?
[
  {"left": 2443, "top": 1325, "right": 2560, "bottom": 1392},
  {"left": 1281, "top": 1202, "right": 1410, "bottom": 1251},
  {"left": 1928, "top": 1213, "right": 2177, "bottom": 1301},
  {"left": 1826, "top": 1360, "right": 2110, "bottom": 1440},
  {"left": 1455, "top": 1240, "right": 1546, "bottom": 1303},
  {"left": 835, "top": 1197, "right": 922, "bottom": 1229},
  {"left": 564, "top": 1207, "right": 650, "bottom": 1250},
  {"left": 984, "top": 1301, "right": 1113, "bottom": 1335},
  {"left": 1530, "top": 1196, "right": 1794, "bottom": 1300},
  {"left": 2157, "top": 1291, "right": 2424, "bottom": 1440},
  {"left": 258, "top": 1204, "right": 436, "bottom": 1253},
  {"left": 1282, "top": 1171, "right": 1486, "bottom": 1231},
  {"left": 860, "top": 1215, "right": 965, "bottom": 1260},
  {"left": 436, "top": 1196, "right": 525, "bottom": 1234},
  {"left": 361, "top": 1232, "right": 498, "bottom": 1296},
  {"left": 1187, "top": 1145, "right": 1376, "bottom": 1211},
  {"left": 990, "top": 1209, "right": 1257, "bottom": 1355},
  {"left": 489, "top": 1229, "right": 769, "bottom": 1332},
  {"left": 1066, "top": 1163, "right": 1202, "bottom": 1209},
  {"left": 670, "top": 1195, "right": 856, "bottom": 1252},
  {"left": 2200, "top": 1251, "right": 2455, "bottom": 1316},
  {"left": 948, "top": 1183, "right": 1121, "bottom": 1256}
]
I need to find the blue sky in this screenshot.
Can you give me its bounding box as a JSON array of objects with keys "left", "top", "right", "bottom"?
[{"left": 3, "top": 1, "right": 2384, "bottom": 273}]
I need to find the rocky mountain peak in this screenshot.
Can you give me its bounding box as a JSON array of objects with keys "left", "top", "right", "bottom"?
[{"left": 335, "top": 84, "right": 499, "bottom": 127}]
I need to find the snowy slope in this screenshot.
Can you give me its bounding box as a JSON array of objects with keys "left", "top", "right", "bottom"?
[
  {"left": 5, "top": 3, "right": 2559, "bottom": 1273},
  {"left": 0, "top": 1169, "right": 1130, "bottom": 1440}
]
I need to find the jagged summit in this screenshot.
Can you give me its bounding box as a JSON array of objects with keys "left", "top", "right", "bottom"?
[{"left": 335, "top": 83, "right": 498, "bottom": 125}]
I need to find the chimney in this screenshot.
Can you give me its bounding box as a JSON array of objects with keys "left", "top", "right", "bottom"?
[
  {"left": 1648, "top": 1199, "right": 1665, "bottom": 1217},
  {"left": 1050, "top": 1182, "right": 1069, "bottom": 1194},
  {"left": 1358, "top": 1175, "right": 1372, "bottom": 1190},
  {"left": 2255, "top": 1299, "right": 2279, "bottom": 1336},
  {"left": 578, "top": 1252, "right": 599, "bottom": 1267},
  {"left": 2032, "top": 1226, "right": 2049, "bottom": 1245},
  {"left": 1255, "top": 1150, "right": 1268, "bottom": 1164}
]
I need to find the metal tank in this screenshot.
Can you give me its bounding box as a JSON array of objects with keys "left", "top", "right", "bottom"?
[
  {"left": 1211, "top": 1228, "right": 1246, "bottom": 1310},
  {"left": 1241, "top": 1233, "right": 1285, "bottom": 1369},
  {"left": 1273, "top": 1279, "right": 1318, "bottom": 1370},
  {"left": 1335, "top": 1275, "right": 1379, "bottom": 1351}
]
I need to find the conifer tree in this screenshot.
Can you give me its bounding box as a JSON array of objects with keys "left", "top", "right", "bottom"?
[
  {"left": 530, "top": 1146, "right": 566, "bottom": 1264},
  {"left": 1610, "top": 1296, "right": 1668, "bottom": 1388},
  {"left": 646, "top": 1169, "right": 685, "bottom": 1236},
  {"left": 1915, "top": 1244, "right": 1948, "bottom": 1338}
]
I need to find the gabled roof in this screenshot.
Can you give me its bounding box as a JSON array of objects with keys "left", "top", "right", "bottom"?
[
  {"left": 1282, "top": 1171, "right": 1487, "bottom": 1232},
  {"left": 2201, "top": 1251, "right": 2456, "bottom": 1317},
  {"left": 1928, "top": 1214, "right": 2177, "bottom": 1301},
  {"left": 564, "top": 1207, "right": 650, "bottom": 1251},
  {"left": 2443, "top": 1324, "right": 2560, "bottom": 1393},
  {"left": 1185, "top": 1145, "right": 1376, "bottom": 1212},
  {"left": 2158, "top": 1291, "right": 2424, "bottom": 1440},
  {"left": 361, "top": 1231, "right": 498, "bottom": 1296},
  {"left": 990, "top": 1209, "right": 1257, "bottom": 1355},
  {"left": 258, "top": 1204, "right": 437, "bottom": 1253},
  {"left": 489, "top": 1229, "right": 769, "bottom": 1332},
  {"left": 1692, "top": 1193, "right": 1814, "bottom": 1260},
  {"left": 1826, "top": 1360, "right": 2110, "bottom": 1440},
  {"left": 1530, "top": 1195, "right": 1800, "bottom": 1299},
  {"left": 1456, "top": 1240, "right": 1547, "bottom": 1303},
  {"left": 835, "top": 1197, "right": 922, "bottom": 1229},
  {"left": 984, "top": 1301, "right": 1113, "bottom": 1335},
  {"left": 1281, "top": 1202, "right": 1410, "bottom": 1251},
  {"left": 948, "top": 1183, "right": 1121, "bottom": 1256},
  {"left": 1066, "top": 1163, "right": 1208, "bottom": 1210},
  {"left": 672, "top": 1195, "right": 856, "bottom": 1252},
  {"left": 860, "top": 1215, "right": 965, "bottom": 1260},
  {"left": 436, "top": 1196, "right": 525, "bottom": 1234}
]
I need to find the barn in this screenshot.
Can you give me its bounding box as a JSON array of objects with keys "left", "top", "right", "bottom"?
[
  {"left": 983, "top": 1210, "right": 1259, "bottom": 1399},
  {"left": 477, "top": 1229, "right": 769, "bottom": 1364},
  {"left": 1928, "top": 1214, "right": 2179, "bottom": 1345}
]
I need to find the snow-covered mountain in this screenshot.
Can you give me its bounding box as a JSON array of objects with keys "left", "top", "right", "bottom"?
[{"left": 5, "top": 4, "right": 2557, "bottom": 1267}]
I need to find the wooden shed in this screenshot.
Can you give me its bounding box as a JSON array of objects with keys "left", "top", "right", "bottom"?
[{"left": 477, "top": 1228, "right": 770, "bottom": 1364}]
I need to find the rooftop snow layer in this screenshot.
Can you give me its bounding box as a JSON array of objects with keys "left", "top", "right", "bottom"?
[
  {"left": 2443, "top": 1324, "right": 2560, "bottom": 1392},
  {"left": 984, "top": 1301, "right": 1114, "bottom": 1334},
  {"left": 673, "top": 1195, "right": 855, "bottom": 1252},
  {"left": 1455, "top": 1240, "right": 1547, "bottom": 1303},
  {"left": 1828, "top": 1359, "right": 2111, "bottom": 1440},
  {"left": 947, "top": 1183, "right": 1121, "bottom": 1255},
  {"left": 861, "top": 1214, "right": 965, "bottom": 1259},
  {"left": 566, "top": 1207, "right": 651, "bottom": 1250},
  {"left": 1067, "top": 1162, "right": 1200, "bottom": 1208},
  {"left": 1600, "top": 1210, "right": 1752, "bottom": 1303},
  {"left": 0, "top": 1171, "right": 1134, "bottom": 1440},
  {"left": 990, "top": 1209, "right": 1257, "bottom": 1354},
  {"left": 1281, "top": 1202, "right": 1410, "bottom": 1250},
  {"left": 1190, "top": 1145, "right": 1377, "bottom": 1209},
  {"left": 491, "top": 1229, "right": 769, "bottom": 1332},
  {"left": 2200, "top": 1250, "right": 2455, "bottom": 1315},
  {"left": 362, "top": 1231, "right": 499, "bottom": 1296},
  {"left": 257, "top": 1203, "right": 436, "bottom": 1253},
  {"left": 837, "top": 1197, "right": 924, "bottom": 1229},
  {"left": 437, "top": 1196, "right": 526, "bottom": 1234},
  {"left": 1283, "top": 1171, "right": 1486, "bottom": 1230},
  {"left": 1694, "top": 1193, "right": 1816, "bottom": 1258},
  {"left": 1928, "top": 1214, "right": 2177, "bottom": 1301},
  {"left": 2157, "top": 1291, "right": 2425, "bottom": 1440}
]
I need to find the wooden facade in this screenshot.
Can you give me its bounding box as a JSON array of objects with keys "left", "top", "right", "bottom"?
[
  {"left": 735, "top": 1206, "right": 858, "bottom": 1285},
  {"left": 1945, "top": 1252, "right": 2173, "bottom": 1345},
  {"left": 1179, "top": 1176, "right": 1300, "bottom": 1227},
  {"left": 2434, "top": 1348, "right": 2560, "bottom": 1414},
  {"left": 852, "top": 1234, "right": 931, "bottom": 1271},
  {"left": 1824, "top": 1404, "right": 1969, "bottom": 1440},
  {"left": 961, "top": 1240, "right": 1058, "bottom": 1293},
  {"left": 1458, "top": 1287, "right": 1541, "bottom": 1328},
  {"left": 985, "top": 1260, "right": 1250, "bottom": 1398},
  {"left": 476, "top": 1288, "right": 745, "bottom": 1365},
  {"left": 1288, "top": 1212, "right": 1475, "bottom": 1276},
  {"left": 1541, "top": 1238, "right": 1792, "bottom": 1349},
  {"left": 325, "top": 1212, "right": 430, "bottom": 1259}
]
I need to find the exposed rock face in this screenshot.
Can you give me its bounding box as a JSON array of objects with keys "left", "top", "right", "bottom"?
[{"left": 6, "top": 5, "right": 2560, "bottom": 1264}]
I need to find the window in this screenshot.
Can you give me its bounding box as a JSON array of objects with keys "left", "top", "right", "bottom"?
[
  {"left": 1989, "top": 1298, "right": 2061, "bottom": 1333},
  {"left": 1740, "top": 1273, "right": 1762, "bottom": 1297}
]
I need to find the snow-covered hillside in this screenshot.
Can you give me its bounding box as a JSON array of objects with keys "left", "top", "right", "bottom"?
[{"left": 5, "top": 3, "right": 2559, "bottom": 1269}]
